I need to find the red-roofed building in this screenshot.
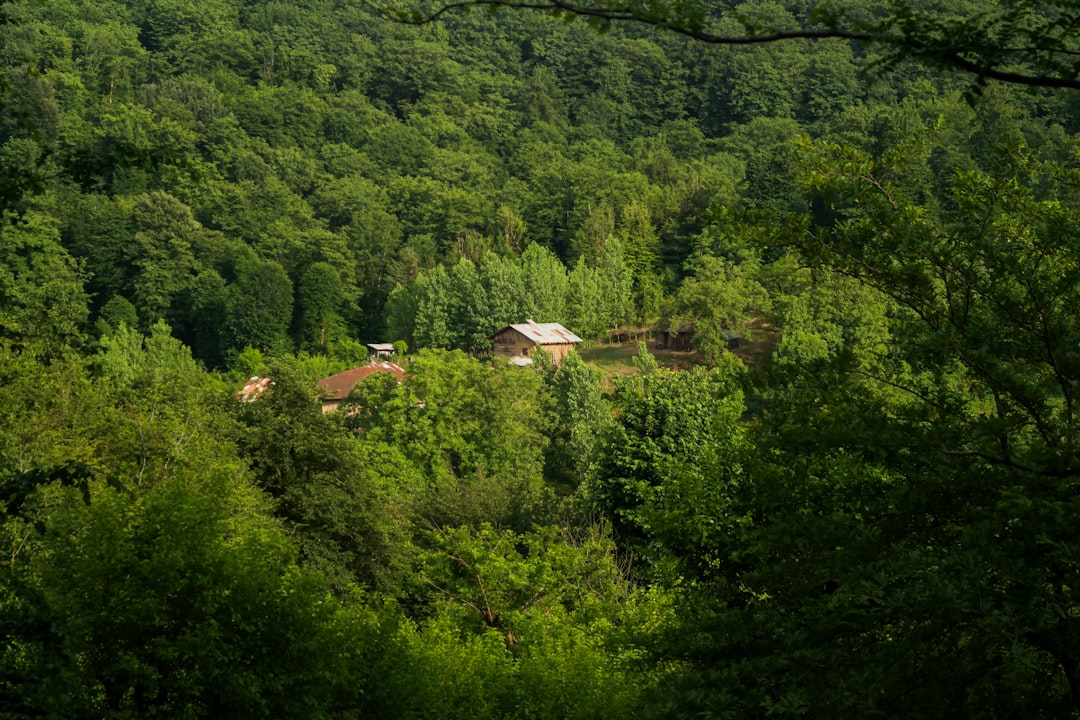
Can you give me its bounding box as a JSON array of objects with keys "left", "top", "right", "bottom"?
[{"left": 316, "top": 361, "right": 407, "bottom": 413}]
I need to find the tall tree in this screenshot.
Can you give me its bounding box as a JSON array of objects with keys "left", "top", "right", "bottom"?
[
  {"left": 294, "top": 260, "right": 346, "bottom": 352},
  {"left": 0, "top": 210, "right": 88, "bottom": 356},
  {"left": 226, "top": 258, "right": 293, "bottom": 356}
]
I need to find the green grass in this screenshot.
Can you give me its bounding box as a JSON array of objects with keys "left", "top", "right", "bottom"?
[
  {"left": 577, "top": 341, "right": 703, "bottom": 387},
  {"left": 576, "top": 323, "right": 777, "bottom": 387}
]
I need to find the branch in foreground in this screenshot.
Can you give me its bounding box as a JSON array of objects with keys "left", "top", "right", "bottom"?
[
  {"left": 383, "top": 0, "right": 872, "bottom": 45},
  {"left": 941, "top": 448, "right": 1080, "bottom": 478},
  {"left": 365, "top": 0, "right": 1080, "bottom": 90}
]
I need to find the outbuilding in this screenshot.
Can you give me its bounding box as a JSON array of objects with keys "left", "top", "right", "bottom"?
[{"left": 366, "top": 342, "right": 395, "bottom": 359}]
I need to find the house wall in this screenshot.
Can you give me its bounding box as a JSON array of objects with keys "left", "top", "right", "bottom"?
[
  {"left": 492, "top": 329, "right": 535, "bottom": 359},
  {"left": 544, "top": 343, "right": 575, "bottom": 365}
]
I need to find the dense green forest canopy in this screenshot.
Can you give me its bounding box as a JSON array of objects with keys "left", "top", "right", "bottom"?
[{"left": 4, "top": 0, "right": 1080, "bottom": 717}]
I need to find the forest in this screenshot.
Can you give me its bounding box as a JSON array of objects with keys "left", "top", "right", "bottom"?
[{"left": 3, "top": 0, "right": 1080, "bottom": 717}]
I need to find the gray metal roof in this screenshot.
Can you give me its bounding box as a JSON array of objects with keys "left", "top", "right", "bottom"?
[{"left": 493, "top": 320, "right": 583, "bottom": 345}]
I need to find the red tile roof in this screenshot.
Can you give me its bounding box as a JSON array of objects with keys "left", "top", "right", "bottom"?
[{"left": 316, "top": 362, "right": 406, "bottom": 400}]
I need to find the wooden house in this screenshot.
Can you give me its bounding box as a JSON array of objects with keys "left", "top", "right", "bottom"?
[{"left": 488, "top": 321, "right": 583, "bottom": 366}]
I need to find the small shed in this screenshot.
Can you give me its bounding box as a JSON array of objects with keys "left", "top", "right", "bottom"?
[
  {"left": 316, "top": 361, "right": 407, "bottom": 413},
  {"left": 722, "top": 330, "right": 745, "bottom": 349},
  {"left": 655, "top": 324, "right": 744, "bottom": 352},
  {"left": 367, "top": 342, "right": 395, "bottom": 359},
  {"left": 488, "top": 320, "right": 582, "bottom": 366}
]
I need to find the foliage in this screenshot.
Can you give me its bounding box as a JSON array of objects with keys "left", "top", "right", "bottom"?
[
  {"left": 344, "top": 349, "right": 553, "bottom": 530},
  {"left": 544, "top": 349, "right": 611, "bottom": 487},
  {"left": 5, "top": 0, "right": 1080, "bottom": 716},
  {"left": 0, "top": 210, "right": 89, "bottom": 356},
  {"left": 670, "top": 254, "right": 770, "bottom": 365},
  {"left": 232, "top": 362, "right": 417, "bottom": 593},
  {"left": 593, "top": 361, "right": 747, "bottom": 574}
]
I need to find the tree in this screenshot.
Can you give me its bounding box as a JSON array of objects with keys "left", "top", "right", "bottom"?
[
  {"left": 670, "top": 254, "right": 770, "bottom": 366},
  {"left": 544, "top": 350, "right": 610, "bottom": 487},
  {"left": 618, "top": 200, "right": 662, "bottom": 326},
  {"left": 789, "top": 132, "right": 1080, "bottom": 478},
  {"left": 294, "top": 260, "right": 346, "bottom": 352},
  {"left": 232, "top": 362, "right": 416, "bottom": 592},
  {"left": 384, "top": 282, "right": 419, "bottom": 351},
  {"left": 595, "top": 236, "right": 633, "bottom": 334},
  {"left": 0, "top": 210, "right": 89, "bottom": 356},
  {"left": 479, "top": 250, "right": 527, "bottom": 329},
  {"left": 65, "top": 101, "right": 197, "bottom": 193},
  {"left": 521, "top": 241, "right": 569, "bottom": 324},
  {"left": 447, "top": 256, "right": 492, "bottom": 352},
  {"left": 225, "top": 258, "right": 294, "bottom": 356},
  {"left": 344, "top": 349, "right": 552, "bottom": 530},
  {"left": 565, "top": 260, "right": 605, "bottom": 341},
  {"left": 0, "top": 317, "right": 368, "bottom": 718},
  {"left": 382, "top": 0, "right": 1080, "bottom": 90},
  {"left": 128, "top": 190, "right": 202, "bottom": 328},
  {"left": 413, "top": 262, "right": 454, "bottom": 349},
  {"left": 641, "top": 118, "right": 1080, "bottom": 719},
  {"left": 180, "top": 269, "right": 228, "bottom": 368},
  {"left": 592, "top": 361, "right": 746, "bottom": 568},
  {"left": 95, "top": 294, "right": 139, "bottom": 336},
  {"left": 30, "top": 468, "right": 351, "bottom": 718}
]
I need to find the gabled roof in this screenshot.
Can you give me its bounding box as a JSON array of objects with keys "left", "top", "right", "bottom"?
[
  {"left": 366, "top": 342, "right": 395, "bottom": 352},
  {"left": 490, "top": 320, "right": 582, "bottom": 345},
  {"left": 316, "top": 361, "right": 406, "bottom": 401}
]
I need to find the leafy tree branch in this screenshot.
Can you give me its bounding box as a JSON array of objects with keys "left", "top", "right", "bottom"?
[{"left": 365, "top": 0, "right": 1080, "bottom": 89}]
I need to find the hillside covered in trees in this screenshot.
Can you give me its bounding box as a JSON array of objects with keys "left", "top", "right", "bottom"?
[{"left": 4, "top": 0, "right": 1080, "bottom": 717}]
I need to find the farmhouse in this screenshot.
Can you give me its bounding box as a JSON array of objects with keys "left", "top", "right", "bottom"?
[
  {"left": 316, "top": 361, "right": 407, "bottom": 413},
  {"left": 489, "top": 320, "right": 582, "bottom": 366}
]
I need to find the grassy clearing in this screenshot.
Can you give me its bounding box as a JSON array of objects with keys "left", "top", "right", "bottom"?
[
  {"left": 577, "top": 340, "right": 704, "bottom": 387},
  {"left": 577, "top": 321, "right": 777, "bottom": 388}
]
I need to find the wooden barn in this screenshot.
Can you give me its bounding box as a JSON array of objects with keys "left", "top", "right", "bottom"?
[{"left": 489, "top": 321, "right": 582, "bottom": 366}]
